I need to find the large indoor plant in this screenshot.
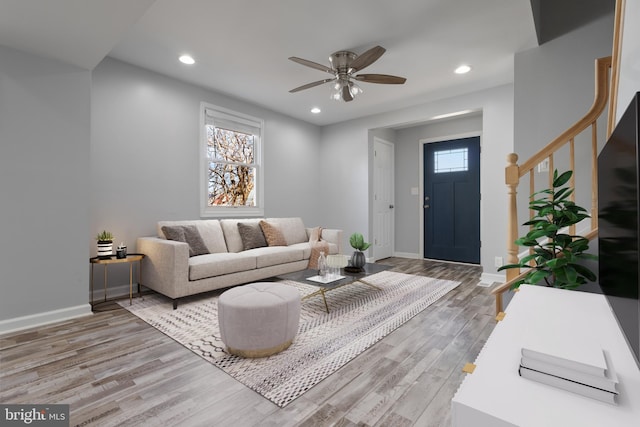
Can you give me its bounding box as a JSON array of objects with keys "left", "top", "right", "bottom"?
[
  {"left": 498, "top": 170, "right": 597, "bottom": 290},
  {"left": 349, "top": 232, "right": 371, "bottom": 270}
]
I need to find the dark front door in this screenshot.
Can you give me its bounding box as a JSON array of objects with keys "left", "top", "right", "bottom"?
[{"left": 424, "top": 136, "right": 480, "bottom": 264}]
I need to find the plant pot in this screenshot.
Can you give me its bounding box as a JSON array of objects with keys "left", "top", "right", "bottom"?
[
  {"left": 97, "top": 240, "right": 113, "bottom": 258},
  {"left": 350, "top": 250, "right": 366, "bottom": 270}
]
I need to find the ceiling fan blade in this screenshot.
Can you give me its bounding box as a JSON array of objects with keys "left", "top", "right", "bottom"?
[
  {"left": 354, "top": 74, "right": 407, "bottom": 84},
  {"left": 350, "top": 46, "right": 386, "bottom": 71},
  {"left": 288, "top": 57, "right": 335, "bottom": 74},
  {"left": 342, "top": 85, "right": 354, "bottom": 102},
  {"left": 289, "top": 78, "right": 335, "bottom": 93}
]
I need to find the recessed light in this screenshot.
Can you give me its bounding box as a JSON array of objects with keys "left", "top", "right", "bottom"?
[
  {"left": 455, "top": 65, "right": 471, "bottom": 74},
  {"left": 179, "top": 54, "right": 195, "bottom": 65},
  {"left": 311, "top": 107, "right": 321, "bottom": 114}
]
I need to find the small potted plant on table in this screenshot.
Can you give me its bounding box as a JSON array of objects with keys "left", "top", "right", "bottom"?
[
  {"left": 96, "top": 230, "right": 114, "bottom": 259},
  {"left": 349, "top": 232, "right": 371, "bottom": 271}
]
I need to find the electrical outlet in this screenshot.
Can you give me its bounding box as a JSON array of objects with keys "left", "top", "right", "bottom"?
[
  {"left": 537, "top": 158, "right": 549, "bottom": 173},
  {"left": 495, "top": 256, "right": 503, "bottom": 268}
]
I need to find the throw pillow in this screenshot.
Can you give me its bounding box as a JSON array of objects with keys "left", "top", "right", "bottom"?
[
  {"left": 308, "top": 226, "right": 322, "bottom": 243},
  {"left": 308, "top": 241, "right": 330, "bottom": 269},
  {"left": 182, "top": 225, "right": 210, "bottom": 256},
  {"left": 237, "top": 222, "right": 267, "bottom": 250},
  {"left": 259, "top": 220, "right": 287, "bottom": 246},
  {"left": 161, "top": 225, "right": 186, "bottom": 243},
  {"left": 161, "top": 225, "right": 210, "bottom": 257}
]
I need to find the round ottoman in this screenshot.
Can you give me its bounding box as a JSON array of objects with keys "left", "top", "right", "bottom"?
[{"left": 218, "top": 282, "right": 300, "bottom": 358}]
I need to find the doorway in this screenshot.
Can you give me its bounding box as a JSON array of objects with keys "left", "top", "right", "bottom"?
[{"left": 423, "top": 136, "right": 480, "bottom": 264}]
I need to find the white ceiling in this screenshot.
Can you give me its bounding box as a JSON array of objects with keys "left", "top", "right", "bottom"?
[{"left": 0, "top": 0, "right": 537, "bottom": 126}]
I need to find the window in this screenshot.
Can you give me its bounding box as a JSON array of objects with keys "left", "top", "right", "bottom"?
[
  {"left": 434, "top": 148, "right": 468, "bottom": 173},
  {"left": 200, "top": 103, "right": 264, "bottom": 216}
]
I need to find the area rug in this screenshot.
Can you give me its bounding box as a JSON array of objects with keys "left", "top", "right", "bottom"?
[{"left": 118, "top": 271, "right": 459, "bottom": 407}]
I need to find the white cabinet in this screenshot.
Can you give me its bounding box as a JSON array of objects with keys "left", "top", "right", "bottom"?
[{"left": 451, "top": 285, "right": 640, "bottom": 427}]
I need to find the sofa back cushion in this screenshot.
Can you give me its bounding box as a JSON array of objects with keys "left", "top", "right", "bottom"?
[
  {"left": 266, "top": 217, "right": 308, "bottom": 245},
  {"left": 157, "top": 220, "right": 228, "bottom": 254},
  {"left": 220, "top": 218, "right": 262, "bottom": 253}
]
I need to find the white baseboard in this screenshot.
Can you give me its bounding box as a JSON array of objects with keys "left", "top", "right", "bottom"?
[
  {"left": 392, "top": 252, "right": 421, "bottom": 259},
  {"left": 479, "top": 272, "right": 505, "bottom": 287},
  {"left": 91, "top": 283, "right": 140, "bottom": 301},
  {"left": 0, "top": 304, "right": 92, "bottom": 336}
]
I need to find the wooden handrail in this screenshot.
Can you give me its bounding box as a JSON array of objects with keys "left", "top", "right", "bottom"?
[
  {"left": 497, "top": 56, "right": 612, "bottom": 317},
  {"left": 607, "top": 0, "right": 625, "bottom": 137}
]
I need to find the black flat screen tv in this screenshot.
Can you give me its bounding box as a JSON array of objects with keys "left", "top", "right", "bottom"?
[{"left": 598, "top": 91, "right": 640, "bottom": 370}]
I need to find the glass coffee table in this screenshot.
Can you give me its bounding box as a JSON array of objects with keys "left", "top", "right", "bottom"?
[{"left": 277, "top": 263, "right": 390, "bottom": 313}]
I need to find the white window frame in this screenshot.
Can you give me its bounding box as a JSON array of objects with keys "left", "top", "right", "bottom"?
[{"left": 200, "top": 102, "right": 264, "bottom": 217}]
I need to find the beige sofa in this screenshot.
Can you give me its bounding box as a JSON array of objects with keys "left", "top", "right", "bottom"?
[{"left": 137, "top": 217, "right": 342, "bottom": 308}]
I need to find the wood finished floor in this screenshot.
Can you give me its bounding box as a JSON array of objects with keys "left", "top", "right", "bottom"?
[{"left": 0, "top": 258, "right": 495, "bottom": 427}]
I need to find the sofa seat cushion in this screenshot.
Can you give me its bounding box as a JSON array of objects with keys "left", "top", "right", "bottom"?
[
  {"left": 243, "top": 246, "right": 305, "bottom": 268},
  {"left": 288, "top": 242, "right": 339, "bottom": 258},
  {"left": 287, "top": 242, "right": 312, "bottom": 259},
  {"left": 189, "top": 253, "right": 257, "bottom": 281}
]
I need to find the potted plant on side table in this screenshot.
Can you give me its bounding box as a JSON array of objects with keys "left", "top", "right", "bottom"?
[
  {"left": 96, "top": 230, "right": 114, "bottom": 259},
  {"left": 349, "top": 232, "right": 371, "bottom": 271}
]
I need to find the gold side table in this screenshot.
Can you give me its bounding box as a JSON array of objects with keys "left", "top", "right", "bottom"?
[{"left": 90, "top": 253, "right": 144, "bottom": 308}]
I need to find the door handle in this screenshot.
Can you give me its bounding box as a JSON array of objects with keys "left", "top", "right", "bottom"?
[{"left": 389, "top": 204, "right": 394, "bottom": 209}]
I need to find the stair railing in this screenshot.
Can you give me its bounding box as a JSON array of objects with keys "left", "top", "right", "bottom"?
[{"left": 492, "top": 56, "right": 612, "bottom": 316}]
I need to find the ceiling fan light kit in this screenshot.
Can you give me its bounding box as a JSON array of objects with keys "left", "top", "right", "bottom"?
[
  {"left": 289, "top": 45, "right": 406, "bottom": 102},
  {"left": 330, "top": 77, "right": 363, "bottom": 102}
]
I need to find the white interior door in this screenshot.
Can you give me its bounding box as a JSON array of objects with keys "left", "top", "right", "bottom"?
[{"left": 373, "top": 138, "right": 394, "bottom": 260}]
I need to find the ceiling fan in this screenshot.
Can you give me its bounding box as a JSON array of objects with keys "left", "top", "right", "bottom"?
[{"left": 288, "top": 45, "right": 407, "bottom": 102}]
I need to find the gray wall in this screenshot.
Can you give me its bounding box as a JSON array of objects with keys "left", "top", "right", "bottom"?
[
  {"left": 90, "top": 58, "right": 324, "bottom": 293},
  {"left": 500, "top": 11, "right": 614, "bottom": 306},
  {"left": 515, "top": 11, "right": 613, "bottom": 159},
  {"left": 394, "top": 115, "right": 483, "bottom": 255},
  {"left": 0, "top": 45, "right": 91, "bottom": 324},
  {"left": 320, "top": 84, "right": 515, "bottom": 283},
  {"left": 514, "top": 12, "right": 613, "bottom": 218}
]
